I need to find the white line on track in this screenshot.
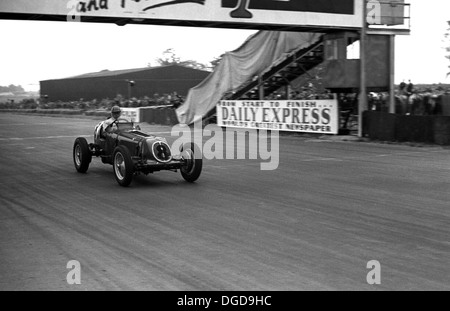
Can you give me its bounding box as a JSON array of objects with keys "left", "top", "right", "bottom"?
[
  {"left": 0, "top": 174, "right": 105, "bottom": 186},
  {"left": 0, "top": 122, "right": 81, "bottom": 126},
  {"left": 0, "top": 135, "right": 90, "bottom": 141},
  {"left": 0, "top": 132, "right": 177, "bottom": 141}
]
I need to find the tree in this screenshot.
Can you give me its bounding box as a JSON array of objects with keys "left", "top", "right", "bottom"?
[
  {"left": 209, "top": 55, "right": 223, "bottom": 70},
  {"left": 0, "top": 84, "right": 25, "bottom": 93},
  {"left": 155, "top": 48, "right": 181, "bottom": 66},
  {"left": 152, "top": 48, "right": 211, "bottom": 71}
]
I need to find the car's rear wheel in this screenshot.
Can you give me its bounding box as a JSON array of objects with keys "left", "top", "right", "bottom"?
[
  {"left": 180, "top": 143, "right": 202, "bottom": 183},
  {"left": 113, "top": 145, "right": 134, "bottom": 187},
  {"left": 73, "top": 137, "right": 92, "bottom": 173}
]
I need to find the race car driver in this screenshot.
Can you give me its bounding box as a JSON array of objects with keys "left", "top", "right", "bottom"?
[{"left": 102, "top": 105, "right": 122, "bottom": 134}]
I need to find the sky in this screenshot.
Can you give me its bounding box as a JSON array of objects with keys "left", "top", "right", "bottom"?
[{"left": 0, "top": 0, "right": 449, "bottom": 92}]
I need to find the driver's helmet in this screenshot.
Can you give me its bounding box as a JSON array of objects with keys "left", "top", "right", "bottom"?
[{"left": 111, "top": 105, "right": 122, "bottom": 119}]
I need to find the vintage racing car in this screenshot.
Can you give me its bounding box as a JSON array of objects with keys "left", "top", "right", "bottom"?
[{"left": 73, "top": 118, "right": 202, "bottom": 187}]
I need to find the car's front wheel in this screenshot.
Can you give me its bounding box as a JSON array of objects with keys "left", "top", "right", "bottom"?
[
  {"left": 113, "top": 145, "right": 134, "bottom": 187},
  {"left": 73, "top": 137, "right": 92, "bottom": 173},
  {"left": 180, "top": 143, "right": 202, "bottom": 183}
]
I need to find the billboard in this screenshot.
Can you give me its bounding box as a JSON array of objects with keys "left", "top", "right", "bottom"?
[
  {"left": 0, "top": 0, "right": 363, "bottom": 30},
  {"left": 217, "top": 100, "right": 339, "bottom": 134},
  {"left": 120, "top": 107, "right": 141, "bottom": 122}
]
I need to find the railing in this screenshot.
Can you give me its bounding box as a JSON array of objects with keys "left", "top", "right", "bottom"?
[{"left": 367, "top": 1, "right": 411, "bottom": 31}]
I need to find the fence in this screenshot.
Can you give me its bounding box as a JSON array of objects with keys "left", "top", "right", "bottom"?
[
  {"left": 363, "top": 111, "right": 450, "bottom": 145},
  {"left": 140, "top": 106, "right": 178, "bottom": 126}
]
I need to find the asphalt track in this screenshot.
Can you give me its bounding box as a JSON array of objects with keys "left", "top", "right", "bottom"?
[{"left": 0, "top": 113, "right": 449, "bottom": 291}]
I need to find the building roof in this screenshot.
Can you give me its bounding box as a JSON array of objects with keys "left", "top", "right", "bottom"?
[
  {"left": 45, "top": 64, "right": 205, "bottom": 81},
  {"left": 68, "top": 67, "right": 149, "bottom": 79}
]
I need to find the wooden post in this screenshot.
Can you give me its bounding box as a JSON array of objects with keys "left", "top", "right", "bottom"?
[{"left": 258, "top": 76, "right": 264, "bottom": 100}]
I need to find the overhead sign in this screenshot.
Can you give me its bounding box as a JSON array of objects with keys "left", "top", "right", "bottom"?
[
  {"left": 217, "top": 100, "right": 339, "bottom": 134},
  {"left": 0, "top": 0, "right": 363, "bottom": 29}
]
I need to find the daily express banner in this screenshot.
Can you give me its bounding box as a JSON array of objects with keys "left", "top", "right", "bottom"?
[
  {"left": 217, "top": 100, "right": 339, "bottom": 134},
  {"left": 0, "top": 0, "right": 362, "bottom": 29}
]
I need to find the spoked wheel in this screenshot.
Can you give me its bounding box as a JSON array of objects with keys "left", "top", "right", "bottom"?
[
  {"left": 180, "top": 143, "right": 202, "bottom": 183},
  {"left": 113, "top": 145, "right": 134, "bottom": 187},
  {"left": 73, "top": 137, "right": 92, "bottom": 173}
]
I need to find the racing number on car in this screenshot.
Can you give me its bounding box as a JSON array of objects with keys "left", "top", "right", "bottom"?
[
  {"left": 156, "top": 145, "right": 167, "bottom": 158},
  {"left": 152, "top": 142, "right": 172, "bottom": 162},
  {"left": 155, "top": 144, "right": 169, "bottom": 160}
]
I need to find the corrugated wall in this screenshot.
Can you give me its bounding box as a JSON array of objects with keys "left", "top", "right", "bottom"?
[{"left": 40, "top": 65, "right": 210, "bottom": 101}]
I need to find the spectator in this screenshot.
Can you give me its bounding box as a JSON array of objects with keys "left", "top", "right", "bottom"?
[
  {"left": 407, "top": 80, "right": 414, "bottom": 96},
  {"left": 399, "top": 80, "right": 406, "bottom": 94}
]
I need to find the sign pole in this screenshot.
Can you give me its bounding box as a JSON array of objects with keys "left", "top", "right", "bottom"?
[
  {"left": 389, "top": 35, "right": 396, "bottom": 114},
  {"left": 359, "top": 0, "right": 368, "bottom": 137}
]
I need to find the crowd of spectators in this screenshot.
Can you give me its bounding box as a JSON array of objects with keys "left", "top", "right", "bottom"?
[
  {"left": 369, "top": 83, "right": 450, "bottom": 115},
  {"left": 0, "top": 92, "right": 185, "bottom": 111},
  {"left": 1, "top": 83, "right": 449, "bottom": 117}
]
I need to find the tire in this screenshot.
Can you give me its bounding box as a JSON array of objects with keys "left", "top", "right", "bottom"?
[
  {"left": 113, "top": 145, "right": 134, "bottom": 187},
  {"left": 180, "top": 143, "right": 202, "bottom": 183},
  {"left": 73, "top": 137, "right": 92, "bottom": 173}
]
